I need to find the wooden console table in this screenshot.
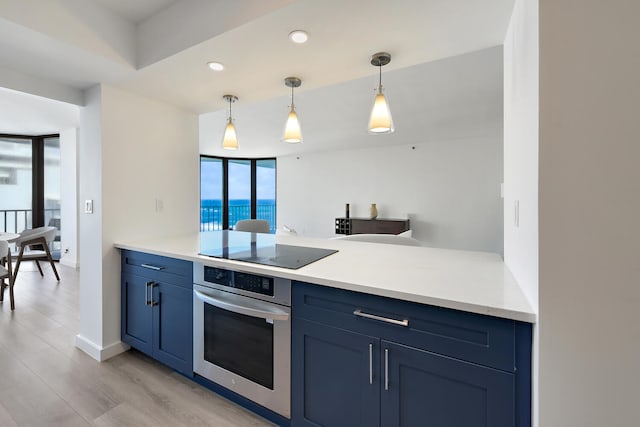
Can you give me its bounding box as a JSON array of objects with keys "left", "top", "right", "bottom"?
[{"left": 334, "top": 218, "right": 410, "bottom": 235}]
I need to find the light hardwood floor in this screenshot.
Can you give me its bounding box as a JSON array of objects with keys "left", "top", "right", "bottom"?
[{"left": 0, "top": 262, "right": 275, "bottom": 426}]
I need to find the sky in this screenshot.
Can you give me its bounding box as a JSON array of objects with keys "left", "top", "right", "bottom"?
[{"left": 201, "top": 158, "right": 276, "bottom": 200}]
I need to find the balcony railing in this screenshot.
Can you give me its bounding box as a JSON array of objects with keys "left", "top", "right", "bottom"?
[
  {"left": 200, "top": 204, "right": 276, "bottom": 233},
  {"left": 1, "top": 208, "right": 61, "bottom": 233}
]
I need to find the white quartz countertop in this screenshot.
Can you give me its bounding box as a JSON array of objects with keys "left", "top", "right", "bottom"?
[{"left": 115, "top": 232, "right": 536, "bottom": 323}]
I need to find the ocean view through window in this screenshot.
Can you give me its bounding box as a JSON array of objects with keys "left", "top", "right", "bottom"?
[{"left": 200, "top": 156, "right": 276, "bottom": 232}]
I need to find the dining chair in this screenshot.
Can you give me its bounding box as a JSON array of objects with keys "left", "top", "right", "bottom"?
[
  {"left": 13, "top": 226, "right": 60, "bottom": 281},
  {"left": 0, "top": 240, "right": 16, "bottom": 310},
  {"left": 234, "top": 219, "right": 271, "bottom": 233}
]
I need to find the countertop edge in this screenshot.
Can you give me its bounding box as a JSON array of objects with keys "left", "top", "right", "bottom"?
[{"left": 115, "top": 240, "right": 537, "bottom": 324}]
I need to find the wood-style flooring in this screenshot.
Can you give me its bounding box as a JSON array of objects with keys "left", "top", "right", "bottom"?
[{"left": 0, "top": 262, "right": 274, "bottom": 426}]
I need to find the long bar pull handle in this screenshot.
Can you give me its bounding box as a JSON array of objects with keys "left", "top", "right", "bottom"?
[
  {"left": 141, "top": 263, "right": 164, "bottom": 271},
  {"left": 145, "top": 281, "right": 152, "bottom": 305},
  {"left": 353, "top": 309, "right": 409, "bottom": 327},
  {"left": 194, "top": 289, "right": 289, "bottom": 321},
  {"left": 384, "top": 348, "right": 389, "bottom": 391},
  {"left": 150, "top": 282, "right": 159, "bottom": 306},
  {"left": 369, "top": 343, "right": 373, "bottom": 385}
]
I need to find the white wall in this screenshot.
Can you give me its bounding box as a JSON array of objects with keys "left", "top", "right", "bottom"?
[
  {"left": 77, "top": 85, "right": 103, "bottom": 357},
  {"left": 278, "top": 136, "right": 503, "bottom": 254},
  {"left": 59, "top": 127, "right": 78, "bottom": 268},
  {"left": 0, "top": 86, "right": 81, "bottom": 133},
  {"left": 503, "top": 0, "right": 539, "bottom": 311},
  {"left": 76, "top": 84, "right": 199, "bottom": 360},
  {"left": 538, "top": 1, "right": 640, "bottom": 426},
  {"left": 503, "top": 1, "right": 539, "bottom": 425}
]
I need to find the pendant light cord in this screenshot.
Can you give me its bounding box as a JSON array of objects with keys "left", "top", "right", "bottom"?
[{"left": 291, "top": 85, "right": 295, "bottom": 110}]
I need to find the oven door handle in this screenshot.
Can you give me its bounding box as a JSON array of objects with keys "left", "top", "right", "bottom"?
[{"left": 194, "top": 289, "right": 289, "bottom": 321}]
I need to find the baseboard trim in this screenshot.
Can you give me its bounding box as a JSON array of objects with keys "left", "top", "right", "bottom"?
[
  {"left": 60, "top": 257, "right": 79, "bottom": 269},
  {"left": 75, "top": 334, "right": 130, "bottom": 361}
]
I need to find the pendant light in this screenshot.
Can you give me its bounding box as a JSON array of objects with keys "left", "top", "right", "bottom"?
[
  {"left": 283, "top": 77, "right": 303, "bottom": 143},
  {"left": 221, "top": 94, "right": 239, "bottom": 150},
  {"left": 368, "top": 52, "right": 394, "bottom": 134}
]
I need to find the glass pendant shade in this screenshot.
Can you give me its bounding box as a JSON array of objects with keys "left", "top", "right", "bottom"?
[
  {"left": 282, "top": 77, "right": 303, "bottom": 144},
  {"left": 368, "top": 86, "right": 394, "bottom": 134},
  {"left": 283, "top": 107, "right": 302, "bottom": 143},
  {"left": 368, "top": 52, "right": 394, "bottom": 135},
  {"left": 221, "top": 94, "right": 239, "bottom": 150},
  {"left": 222, "top": 118, "right": 238, "bottom": 150}
]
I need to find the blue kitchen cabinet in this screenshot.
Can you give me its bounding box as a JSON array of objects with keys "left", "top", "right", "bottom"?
[
  {"left": 121, "top": 272, "right": 153, "bottom": 354},
  {"left": 121, "top": 250, "right": 193, "bottom": 376},
  {"left": 292, "top": 282, "right": 531, "bottom": 427},
  {"left": 380, "top": 340, "right": 514, "bottom": 427},
  {"left": 292, "top": 318, "right": 380, "bottom": 427},
  {"left": 151, "top": 280, "right": 193, "bottom": 375}
]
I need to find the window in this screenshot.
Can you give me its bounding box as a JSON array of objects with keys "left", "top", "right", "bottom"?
[
  {"left": 200, "top": 156, "right": 276, "bottom": 233},
  {"left": 0, "top": 133, "right": 61, "bottom": 258}
]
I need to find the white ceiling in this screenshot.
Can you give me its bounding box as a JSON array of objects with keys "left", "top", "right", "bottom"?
[
  {"left": 92, "top": 0, "right": 177, "bottom": 23},
  {"left": 0, "top": 0, "right": 514, "bottom": 153}
]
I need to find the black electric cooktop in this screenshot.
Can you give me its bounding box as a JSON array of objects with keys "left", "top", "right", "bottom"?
[{"left": 199, "top": 231, "right": 338, "bottom": 269}]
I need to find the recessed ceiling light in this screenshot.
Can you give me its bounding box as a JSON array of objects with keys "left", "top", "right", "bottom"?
[
  {"left": 207, "top": 61, "right": 224, "bottom": 71},
  {"left": 288, "top": 30, "right": 308, "bottom": 44}
]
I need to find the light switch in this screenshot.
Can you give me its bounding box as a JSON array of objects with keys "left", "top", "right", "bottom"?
[
  {"left": 155, "top": 199, "right": 164, "bottom": 212},
  {"left": 84, "top": 199, "right": 93, "bottom": 214}
]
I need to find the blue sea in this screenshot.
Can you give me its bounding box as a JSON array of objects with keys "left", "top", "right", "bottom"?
[{"left": 200, "top": 199, "right": 276, "bottom": 231}]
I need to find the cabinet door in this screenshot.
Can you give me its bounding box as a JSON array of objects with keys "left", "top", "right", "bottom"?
[
  {"left": 121, "top": 273, "right": 153, "bottom": 355},
  {"left": 292, "top": 318, "right": 380, "bottom": 427},
  {"left": 151, "top": 282, "right": 193, "bottom": 376},
  {"left": 380, "top": 341, "right": 514, "bottom": 427}
]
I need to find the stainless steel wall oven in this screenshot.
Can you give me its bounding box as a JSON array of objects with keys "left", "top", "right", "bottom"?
[{"left": 193, "top": 263, "right": 291, "bottom": 418}]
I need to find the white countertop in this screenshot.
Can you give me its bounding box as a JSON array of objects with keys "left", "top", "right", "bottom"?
[{"left": 115, "top": 232, "right": 536, "bottom": 323}]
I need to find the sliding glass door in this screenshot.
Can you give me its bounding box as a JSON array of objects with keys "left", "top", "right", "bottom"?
[
  {"left": 0, "top": 137, "right": 33, "bottom": 232},
  {"left": 0, "top": 134, "right": 61, "bottom": 258},
  {"left": 44, "top": 137, "right": 61, "bottom": 257}
]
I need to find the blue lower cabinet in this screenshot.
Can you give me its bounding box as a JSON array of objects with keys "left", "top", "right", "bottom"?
[
  {"left": 380, "top": 340, "right": 514, "bottom": 427},
  {"left": 152, "top": 282, "right": 193, "bottom": 376},
  {"left": 121, "top": 273, "right": 153, "bottom": 355},
  {"left": 292, "top": 318, "right": 380, "bottom": 427},
  {"left": 291, "top": 282, "right": 531, "bottom": 427},
  {"left": 121, "top": 250, "right": 193, "bottom": 377}
]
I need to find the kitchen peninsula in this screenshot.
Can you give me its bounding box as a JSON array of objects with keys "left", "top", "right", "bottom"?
[
  {"left": 116, "top": 232, "right": 534, "bottom": 322},
  {"left": 115, "top": 232, "right": 534, "bottom": 427}
]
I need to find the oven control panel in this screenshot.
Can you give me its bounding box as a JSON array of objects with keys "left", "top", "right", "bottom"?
[{"left": 203, "top": 266, "right": 274, "bottom": 297}]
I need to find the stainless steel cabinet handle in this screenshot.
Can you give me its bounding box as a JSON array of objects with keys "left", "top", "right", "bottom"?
[
  {"left": 145, "top": 281, "right": 152, "bottom": 305},
  {"left": 353, "top": 309, "right": 409, "bottom": 327},
  {"left": 369, "top": 343, "right": 373, "bottom": 385},
  {"left": 150, "top": 282, "right": 158, "bottom": 307},
  {"left": 141, "top": 263, "right": 164, "bottom": 271},
  {"left": 384, "top": 348, "right": 389, "bottom": 391}
]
